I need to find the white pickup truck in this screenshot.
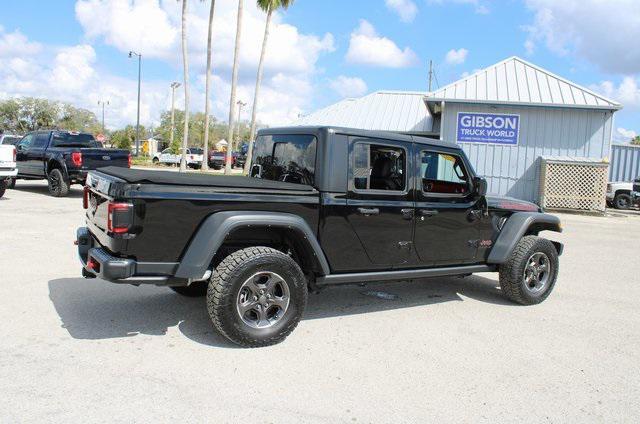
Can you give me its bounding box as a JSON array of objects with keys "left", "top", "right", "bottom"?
[{"left": 0, "top": 144, "right": 17, "bottom": 198}]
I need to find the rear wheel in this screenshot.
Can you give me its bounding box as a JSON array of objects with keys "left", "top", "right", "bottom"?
[
  {"left": 6, "top": 177, "right": 16, "bottom": 189},
  {"left": 614, "top": 193, "right": 632, "bottom": 210},
  {"left": 0, "top": 179, "right": 6, "bottom": 198},
  {"left": 499, "top": 236, "right": 559, "bottom": 305},
  {"left": 207, "top": 247, "right": 308, "bottom": 348},
  {"left": 170, "top": 281, "right": 207, "bottom": 297},
  {"left": 47, "top": 168, "right": 69, "bottom": 197},
  {"left": 152, "top": 157, "right": 159, "bottom": 164}
]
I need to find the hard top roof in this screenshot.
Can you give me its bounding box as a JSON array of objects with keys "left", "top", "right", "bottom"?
[{"left": 258, "top": 126, "right": 460, "bottom": 150}]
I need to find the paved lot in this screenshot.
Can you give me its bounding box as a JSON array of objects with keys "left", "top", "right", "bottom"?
[{"left": 1, "top": 181, "right": 639, "bottom": 423}]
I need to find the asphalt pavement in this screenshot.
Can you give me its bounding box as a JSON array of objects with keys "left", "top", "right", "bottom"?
[{"left": 1, "top": 181, "right": 639, "bottom": 423}]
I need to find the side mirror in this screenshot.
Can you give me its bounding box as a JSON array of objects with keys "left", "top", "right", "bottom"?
[
  {"left": 473, "top": 177, "right": 487, "bottom": 197},
  {"left": 250, "top": 164, "right": 262, "bottom": 178}
]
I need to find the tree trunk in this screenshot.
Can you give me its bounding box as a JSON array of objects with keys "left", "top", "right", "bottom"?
[
  {"left": 202, "top": 0, "right": 216, "bottom": 172},
  {"left": 179, "top": 0, "right": 190, "bottom": 173},
  {"left": 225, "top": 0, "right": 243, "bottom": 175},
  {"left": 244, "top": 7, "right": 272, "bottom": 175}
]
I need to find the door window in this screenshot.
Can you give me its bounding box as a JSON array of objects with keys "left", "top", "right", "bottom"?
[
  {"left": 252, "top": 134, "right": 317, "bottom": 185},
  {"left": 31, "top": 133, "right": 49, "bottom": 149},
  {"left": 353, "top": 143, "right": 406, "bottom": 192},
  {"left": 17, "top": 134, "right": 34, "bottom": 150},
  {"left": 420, "top": 151, "right": 470, "bottom": 195}
]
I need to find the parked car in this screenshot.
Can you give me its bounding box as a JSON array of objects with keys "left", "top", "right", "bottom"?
[
  {"left": 208, "top": 150, "right": 226, "bottom": 169},
  {"left": 77, "top": 127, "right": 563, "bottom": 347},
  {"left": 233, "top": 152, "right": 246, "bottom": 169},
  {"left": 12, "top": 130, "right": 130, "bottom": 197},
  {"left": 632, "top": 179, "right": 640, "bottom": 207},
  {"left": 153, "top": 148, "right": 203, "bottom": 168},
  {"left": 606, "top": 181, "right": 638, "bottom": 209},
  {"left": 0, "top": 144, "right": 17, "bottom": 198},
  {"left": 0, "top": 134, "right": 22, "bottom": 146}
]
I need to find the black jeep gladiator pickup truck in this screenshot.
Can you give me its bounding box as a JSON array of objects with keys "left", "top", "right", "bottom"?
[
  {"left": 10, "top": 130, "right": 130, "bottom": 197},
  {"left": 77, "top": 127, "right": 563, "bottom": 347}
]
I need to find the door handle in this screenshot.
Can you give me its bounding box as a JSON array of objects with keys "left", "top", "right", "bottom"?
[
  {"left": 401, "top": 208, "right": 414, "bottom": 220},
  {"left": 419, "top": 209, "right": 439, "bottom": 217},
  {"left": 357, "top": 207, "right": 380, "bottom": 216}
]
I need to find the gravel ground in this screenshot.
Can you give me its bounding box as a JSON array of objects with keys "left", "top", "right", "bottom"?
[{"left": 1, "top": 181, "right": 639, "bottom": 423}]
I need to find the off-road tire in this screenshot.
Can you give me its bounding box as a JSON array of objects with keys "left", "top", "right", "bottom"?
[
  {"left": 206, "top": 247, "right": 308, "bottom": 348},
  {"left": 499, "top": 235, "right": 559, "bottom": 305},
  {"left": 152, "top": 157, "right": 159, "bottom": 164},
  {"left": 6, "top": 177, "right": 16, "bottom": 189},
  {"left": 47, "top": 168, "right": 69, "bottom": 197},
  {"left": 0, "top": 180, "right": 6, "bottom": 198},
  {"left": 614, "top": 193, "right": 632, "bottom": 210},
  {"left": 170, "top": 281, "right": 208, "bottom": 297}
]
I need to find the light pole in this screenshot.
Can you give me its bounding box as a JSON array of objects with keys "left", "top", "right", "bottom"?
[
  {"left": 170, "top": 82, "right": 181, "bottom": 152},
  {"left": 236, "top": 100, "right": 246, "bottom": 151},
  {"left": 128, "top": 50, "right": 142, "bottom": 156},
  {"left": 97, "top": 100, "right": 109, "bottom": 134}
]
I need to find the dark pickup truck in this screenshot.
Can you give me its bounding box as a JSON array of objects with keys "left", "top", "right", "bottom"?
[
  {"left": 77, "top": 127, "right": 563, "bottom": 347},
  {"left": 10, "top": 130, "right": 130, "bottom": 196}
]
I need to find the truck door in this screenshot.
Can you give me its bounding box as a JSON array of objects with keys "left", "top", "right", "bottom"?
[
  {"left": 15, "top": 134, "right": 35, "bottom": 175},
  {"left": 345, "top": 136, "right": 415, "bottom": 268},
  {"left": 26, "top": 132, "right": 49, "bottom": 177},
  {"left": 413, "top": 146, "right": 482, "bottom": 266}
]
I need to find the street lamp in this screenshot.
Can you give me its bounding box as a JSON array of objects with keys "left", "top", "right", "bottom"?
[
  {"left": 170, "top": 82, "right": 181, "bottom": 152},
  {"left": 98, "top": 100, "right": 109, "bottom": 134},
  {"left": 128, "top": 50, "right": 142, "bottom": 156},
  {"left": 236, "top": 100, "right": 247, "bottom": 150}
]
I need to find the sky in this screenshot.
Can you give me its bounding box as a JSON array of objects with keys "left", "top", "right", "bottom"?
[{"left": 0, "top": 0, "right": 638, "bottom": 142}]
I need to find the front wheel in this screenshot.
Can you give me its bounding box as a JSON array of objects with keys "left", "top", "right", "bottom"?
[
  {"left": 499, "top": 236, "right": 559, "bottom": 305},
  {"left": 207, "top": 247, "right": 308, "bottom": 348},
  {"left": 0, "top": 179, "right": 6, "bottom": 198},
  {"left": 47, "top": 168, "right": 70, "bottom": 197},
  {"left": 614, "top": 193, "right": 632, "bottom": 210},
  {"left": 152, "top": 157, "right": 159, "bottom": 164}
]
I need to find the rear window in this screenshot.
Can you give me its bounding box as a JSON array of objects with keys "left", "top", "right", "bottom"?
[
  {"left": 1, "top": 136, "right": 20, "bottom": 145},
  {"left": 189, "top": 148, "right": 203, "bottom": 155},
  {"left": 51, "top": 132, "right": 97, "bottom": 148},
  {"left": 251, "top": 134, "right": 317, "bottom": 185}
]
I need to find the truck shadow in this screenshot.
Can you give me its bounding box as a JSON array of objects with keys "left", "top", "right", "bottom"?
[
  {"left": 48, "top": 274, "right": 509, "bottom": 348},
  {"left": 11, "top": 183, "right": 84, "bottom": 198}
]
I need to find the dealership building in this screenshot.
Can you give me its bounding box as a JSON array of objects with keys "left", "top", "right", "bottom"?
[{"left": 294, "top": 57, "right": 623, "bottom": 210}]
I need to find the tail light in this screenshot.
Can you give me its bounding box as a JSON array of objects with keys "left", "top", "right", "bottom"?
[
  {"left": 71, "top": 152, "right": 83, "bottom": 167},
  {"left": 12, "top": 146, "right": 16, "bottom": 162},
  {"left": 107, "top": 202, "right": 133, "bottom": 234},
  {"left": 127, "top": 153, "right": 132, "bottom": 168},
  {"left": 83, "top": 186, "right": 90, "bottom": 209}
]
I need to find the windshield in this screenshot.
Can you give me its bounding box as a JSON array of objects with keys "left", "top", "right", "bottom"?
[
  {"left": 251, "top": 134, "right": 317, "bottom": 185},
  {"left": 189, "top": 148, "right": 203, "bottom": 155},
  {"left": 51, "top": 132, "right": 97, "bottom": 148}
]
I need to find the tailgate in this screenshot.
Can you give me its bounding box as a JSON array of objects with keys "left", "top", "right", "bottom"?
[{"left": 81, "top": 148, "right": 129, "bottom": 169}]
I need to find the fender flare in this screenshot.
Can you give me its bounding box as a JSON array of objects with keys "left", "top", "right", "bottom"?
[
  {"left": 46, "top": 155, "right": 68, "bottom": 177},
  {"left": 487, "top": 212, "right": 562, "bottom": 264},
  {"left": 174, "top": 211, "right": 331, "bottom": 279}
]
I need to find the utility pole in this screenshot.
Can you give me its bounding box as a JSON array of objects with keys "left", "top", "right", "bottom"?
[
  {"left": 98, "top": 100, "right": 109, "bottom": 134},
  {"left": 428, "top": 60, "right": 434, "bottom": 92},
  {"left": 236, "top": 100, "right": 246, "bottom": 151},
  {"left": 129, "top": 51, "right": 142, "bottom": 156},
  {"left": 170, "top": 82, "right": 181, "bottom": 152}
]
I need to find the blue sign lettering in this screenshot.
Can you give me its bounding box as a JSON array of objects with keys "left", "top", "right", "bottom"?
[{"left": 456, "top": 112, "right": 520, "bottom": 145}]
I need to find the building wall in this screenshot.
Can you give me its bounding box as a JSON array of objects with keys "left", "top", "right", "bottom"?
[
  {"left": 439, "top": 102, "right": 614, "bottom": 202},
  {"left": 609, "top": 144, "right": 640, "bottom": 182}
]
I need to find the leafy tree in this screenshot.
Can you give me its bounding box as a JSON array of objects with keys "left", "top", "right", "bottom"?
[
  {"left": 631, "top": 136, "right": 640, "bottom": 146},
  {"left": 110, "top": 125, "right": 145, "bottom": 150},
  {"left": 0, "top": 97, "right": 100, "bottom": 134},
  {"left": 58, "top": 104, "right": 101, "bottom": 133}
]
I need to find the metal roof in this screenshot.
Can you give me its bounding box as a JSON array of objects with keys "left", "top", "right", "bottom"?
[
  {"left": 292, "top": 91, "right": 434, "bottom": 133},
  {"left": 426, "top": 56, "right": 622, "bottom": 111}
]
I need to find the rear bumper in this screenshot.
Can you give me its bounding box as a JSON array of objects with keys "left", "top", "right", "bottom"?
[
  {"left": 77, "top": 227, "right": 182, "bottom": 285},
  {"left": 0, "top": 168, "right": 17, "bottom": 177}
]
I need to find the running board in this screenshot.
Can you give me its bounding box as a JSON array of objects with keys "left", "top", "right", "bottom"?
[{"left": 315, "top": 265, "right": 495, "bottom": 286}]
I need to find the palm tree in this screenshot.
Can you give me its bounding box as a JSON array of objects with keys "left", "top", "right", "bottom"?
[
  {"left": 202, "top": 0, "right": 216, "bottom": 171},
  {"left": 225, "top": 0, "right": 244, "bottom": 175},
  {"left": 179, "top": 0, "right": 190, "bottom": 172},
  {"left": 244, "top": 0, "right": 294, "bottom": 174}
]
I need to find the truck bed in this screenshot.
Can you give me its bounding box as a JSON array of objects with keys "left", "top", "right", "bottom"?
[{"left": 97, "top": 166, "right": 315, "bottom": 192}]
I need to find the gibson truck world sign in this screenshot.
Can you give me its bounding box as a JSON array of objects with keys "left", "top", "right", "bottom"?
[{"left": 456, "top": 112, "right": 520, "bottom": 145}]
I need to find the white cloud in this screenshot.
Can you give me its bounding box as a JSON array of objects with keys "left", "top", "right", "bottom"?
[
  {"left": 445, "top": 48, "right": 468, "bottom": 65},
  {"left": 591, "top": 77, "right": 640, "bottom": 107},
  {"left": 523, "top": 0, "right": 640, "bottom": 74},
  {"left": 427, "top": 0, "right": 489, "bottom": 15},
  {"left": 385, "top": 0, "right": 418, "bottom": 23},
  {"left": 345, "top": 20, "right": 419, "bottom": 68},
  {"left": 329, "top": 76, "right": 368, "bottom": 98},
  {"left": 614, "top": 127, "right": 637, "bottom": 143}
]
